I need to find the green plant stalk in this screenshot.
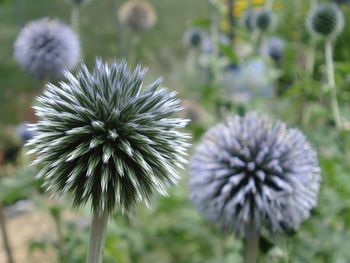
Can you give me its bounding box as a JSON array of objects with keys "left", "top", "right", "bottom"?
[
  {"left": 71, "top": 6, "right": 80, "bottom": 32},
  {"left": 86, "top": 209, "right": 109, "bottom": 263},
  {"left": 130, "top": 34, "right": 141, "bottom": 66},
  {"left": 265, "top": 0, "right": 274, "bottom": 10},
  {"left": 0, "top": 204, "right": 15, "bottom": 263},
  {"left": 51, "top": 209, "right": 66, "bottom": 263},
  {"left": 306, "top": 39, "right": 316, "bottom": 75},
  {"left": 244, "top": 234, "right": 259, "bottom": 263},
  {"left": 227, "top": 0, "right": 235, "bottom": 42},
  {"left": 325, "top": 39, "right": 342, "bottom": 129}
]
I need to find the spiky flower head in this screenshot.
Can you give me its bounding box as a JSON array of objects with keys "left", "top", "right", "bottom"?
[
  {"left": 118, "top": 0, "right": 157, "bottom": 32},
  {"left": 260, "top": 37, "right": 285, "bottom": 62},
  {"left": 306, "top": 3, "right": 345, "bottom": 39},
  {"left": 189, "top": 114, "right": 321, "bottom": 237},
  {"left": 65, "top": 0, "right": 91, "bottom": 6},
  {"left": 254, "top": 9, "right": 277, "bottom": 32},
  {"left": 28, "top": 59, "right": 189, "bottom": 214},
  {"left": 183, "top": 28, "right": 207, "bottom": 49},
  {"left": 241, "top": 9, "right": 256, "bottom": 31},
  {"left": 14, "top": 18, "right": 81, "bottom": 80}
]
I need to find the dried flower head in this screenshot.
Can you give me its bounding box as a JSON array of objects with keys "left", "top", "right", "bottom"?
[
  {"left": 118, "top": 0, "right": 157, "bottom": 32},
  {"left": 254, "top": 9, "right": 277, "bottom": 32},
  {"left": 183, "top": 28, "right": 207, "bottom": 49},
  {"left": 189, "top": 114, "right": 321, "bottom": 237},
  {"left": 28, "top": 59, "right": 189, "bottom": 214},
  {"left": 14, "top": 18, "right": 81, "bottom": 80},
  {"left": 306, "top": 3, "right": 345, "bottom": 39},
  {"left": 260, "top": 37, "right": 285, "bottom": 62}
]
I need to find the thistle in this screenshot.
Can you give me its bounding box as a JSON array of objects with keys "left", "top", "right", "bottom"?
[
  {"left": 306, "top": 3, "right": 345, "bottom": 129},
  {"left": 14, "top": 18, "right": 80, "bottom": 80},
  {"left": 189, "top": 113, "right": 321, "bottom": 263},
  {"left": 254, "top": 9, "right": 277, "bottom": 33},
  {"left": 28, "top": 59, "right": 189, "bottom": 263},
  {"left": 307, "top": 3, "right": 344, "bottom": 39},
  {"left": 183, "top": 28, "right": 207, "bottom": 49},
  {"left": 117, "top": 0, "right": 157, "bottom": 32},
  {"left": 260, "top": 36, "right": 285, "bottom": 62}
]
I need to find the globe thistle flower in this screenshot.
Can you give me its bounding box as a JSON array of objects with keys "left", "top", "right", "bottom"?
[
  {"left": 254, "top": 9, "right": 277, "bottom": 32},
  {"left": 241, "top": 9, "right": 256, "bottom": 31},
  {"left": 183, "top": 28, "right": 207, "bottom": 49},
  {"left": 14, "top": 18, "right": 81, "bottom": 80},
  {"left": 28, "top": 59, "right": 189, "bottom": 215},
  {"left": 189, "top": 114, "right": 321, "bottom": 237},
  {"left": 306, "top": 3, "right": 345, "bottom": 39},
  {"left": 118, "top": 0, "right": 157, "bottom": 32},
  {"left": 260, "top": 37, "right": 285, "bottom": 62}
]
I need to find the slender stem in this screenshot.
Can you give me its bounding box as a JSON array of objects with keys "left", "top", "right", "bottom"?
[
  {"left": 14, "top": 0, "right": 24, "bottom": 28},
  {"left": 265, "top": 0, "right": 274, "bottom": 10},
  {"left": 0, "top": 204, "right": 15, "bottom": 263},
  {"left": 325, "top": 40, "right": 342, "bottom": 129},
  {"left": 71, "top": 6, "right": 80, "bottom": 32},
  {"left": 306, "top": 39, "right": 316, "bottom": 75},
  {"left": 51, "top": 208, "right": 66, "bottom": 263},
  {"left": 244, "top": 234, "right": 259, "bottom": 263},
  {"left": 86, "top": 209, "right": 109, "bottom": 263},
  {"left": 227, "top": 0, "right": 235, "bottom": 42},
  {"left": 310, "top": 0, "right": 318, "bottom": 8},
  {"left": 130, "top": 34, "right": 141, "bottom": 66}
]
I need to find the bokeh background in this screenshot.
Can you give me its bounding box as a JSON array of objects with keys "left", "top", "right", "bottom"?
[{"left": 1, "top": 0, "right": 350, "bottom": 262}]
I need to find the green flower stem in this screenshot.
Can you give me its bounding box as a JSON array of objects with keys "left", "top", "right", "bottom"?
[
  {"left": 244, "top": 234, "right": 259, "bottom": 263},
  {"left": 0, "top": 204, "right": 15, "bottom": 263},
  {"left": 227, "top": 0, "right": 235, "bottom": 42},
  {"left": 265, "top": 0, "right": 274, "bottom": 10},
  {"left": 71, "top": 6, "right": 80, "bottom": 32},
  {"left": 86, "top": 209, "right": 109, "bottom": 263},
  {"left": 306, "top": 39, "right": 316, "bottom": 75},
  {"left": 325, "top": 39, "right": 342, "bottom": 129}
]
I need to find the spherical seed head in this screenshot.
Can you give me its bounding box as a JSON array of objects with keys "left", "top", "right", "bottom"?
[
  {"left": 118, "top": 0, "right": 157, "bottom": 32},
  {"left": 189, "top": 114, "right": 321, "bottom": 237},
  {"left": 261, "top": 37, "right": 285, "bottom": 62},
  {"left": 14, "top": 18, "right": 81, "bottom": 80},
  {"left": 307, "top": 3, "right": 344, "bottom": 39},
  {"left": 254, "top": 9, "right": 277, "bottom": 32},
  {"left": 28, "top": 59, "right": 189, "bottom": 214},
  {"left": 183, "top": 28, "right": 207, "bottom": 49}
]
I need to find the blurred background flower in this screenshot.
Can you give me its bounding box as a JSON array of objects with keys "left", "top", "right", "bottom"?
[{"left": 13, "top": 18, "right": 81, "bottom": 80}]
